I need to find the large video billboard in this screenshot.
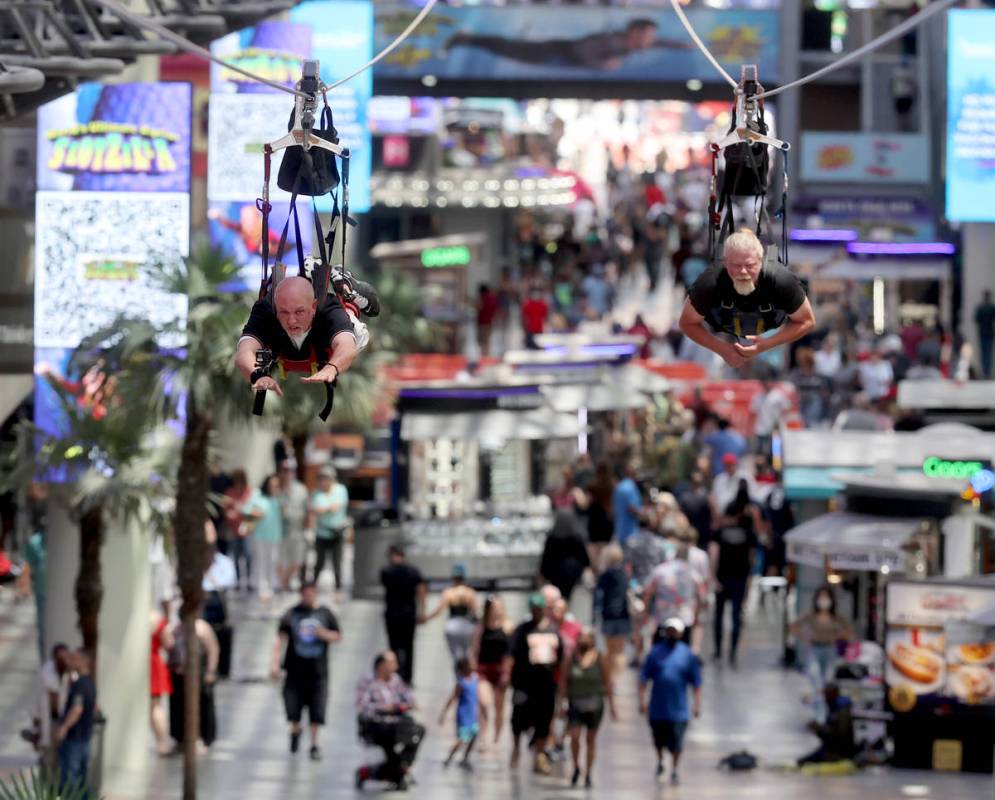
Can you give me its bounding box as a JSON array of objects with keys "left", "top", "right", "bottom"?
[
  {"left": 35, "top": 82, "right": 192, "bottom": 446},
  {"left": 372, "top": 5, "right": 779, "bottom": 85},
  {"left": 947, "top": 10, "right": 995, "bottom": 222}
]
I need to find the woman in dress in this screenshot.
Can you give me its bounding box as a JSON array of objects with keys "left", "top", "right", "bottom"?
[
  {"left": 472, "top": 594, "right": 514, "bottom": 745},
  {"left": 150, "top": 608, "right": 174, "bottom": 755}
]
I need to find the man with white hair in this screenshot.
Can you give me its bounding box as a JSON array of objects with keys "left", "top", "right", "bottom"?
[{"left": 678, "top": 229, "right": 815, "bottom": 369}]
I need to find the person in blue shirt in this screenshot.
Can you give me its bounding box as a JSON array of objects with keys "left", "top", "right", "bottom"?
[
  {"left": 639, "top": 618, "right": 702, "bottom": 786},
  {"left": 611, "top": 462, "right": 643, "bottom": 545},
  {"left": 702, "top": 417, "right": 747, "bottom": 478},
  {"left": 439, "top": 657, "right": 484, "bottom": 771}
]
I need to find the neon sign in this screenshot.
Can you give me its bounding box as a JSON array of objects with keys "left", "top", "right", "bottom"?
[
  {"left": 46, "top": 122, "right": 180, "bottom": 175},
  {"left": 922, "top": 456, "right": 995, "bottom": 494},
  {"left": 421, "top": 245, "right": 471, "bottom": 268},
  {"left": 218, "top": 48, "right": 303, "bottom": 88}
]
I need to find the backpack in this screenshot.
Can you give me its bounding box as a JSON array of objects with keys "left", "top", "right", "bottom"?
[
  {"left": 277, "top": 103, "right": 340, "bottom": 196},
  {"left": 718, "top": 750, "right": 758, "bottom": 771},
  {"left": 720, "top": 106, "right": 770, "bottom": 200}
]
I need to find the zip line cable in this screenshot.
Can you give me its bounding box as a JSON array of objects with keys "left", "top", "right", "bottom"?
[
  {"left": 668, "top": 0, "right": 737, "bottom": 89},
  {"left": 90, "top": 0, "right": 440, "bottom": 96},
  {"left": 756, "top": 0, "right": 958, "bottom": 100},
  {"left": 667, "top": 0, "right": 959, "bottom": 101}
]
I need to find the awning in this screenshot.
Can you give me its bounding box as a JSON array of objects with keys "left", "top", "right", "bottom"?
[
  {"left": 540, "top": 383, "right": 647, "bottom": 413},
  {"left": 818, "top": 257, "right": 951, "bottom": 282},
  {"left": 400, "top": 407, "right": 584, "bottom": 443},
  {"left": 785, "top": 512, "right": 923, "bottom": 572}
]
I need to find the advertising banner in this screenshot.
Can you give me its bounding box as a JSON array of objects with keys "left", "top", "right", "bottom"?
[
  {"left": 372, "top": 5, "right": 779, "bottom": 84},
  {"left": 947, "top": 10, "right": 995, "bottom": 222},
  {"left": 36, "top": 83, "right": 192, "bottom": 193},
  {"left": 208, "top": 0, "right": 373, "bottom": 213},
  {"left": 800, "top": 132, "right": 930, "bottom": 185},
  {"left": 886, "top": 580, "right": 995, "bottom": 709}
]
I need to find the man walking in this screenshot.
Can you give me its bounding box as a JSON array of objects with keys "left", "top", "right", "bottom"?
[
  {"left": 271, "top": 582, "right": 341, "bottom": 760},
  {"left": 507, "top": 593, "right": 563, "bottom": 775},
  {"left": 54, "top": 648, "right": 96, "bottom": 795},
  {"left": 639, "top": 619, "right": 702, "bottom": 786},
  {"left": 309, "top": 466, "right": 349, "bottom": 595},
  {"left": 380, "top": 545, "right": 426, "bottom": 686},
  {"left": 975, "top": 290, "right": 995, "bottom": 379}
]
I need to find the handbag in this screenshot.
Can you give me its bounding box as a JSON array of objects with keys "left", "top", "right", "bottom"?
[
  {"left": 277, "top": 103, "right": 340, "bottom": 196},
  {"left": 626, "top": 585, "right": 646, "bottom": 618}
]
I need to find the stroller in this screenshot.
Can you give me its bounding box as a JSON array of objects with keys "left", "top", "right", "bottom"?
[{"left": 356, "top": 711, "right": 426, "bottom": 791}]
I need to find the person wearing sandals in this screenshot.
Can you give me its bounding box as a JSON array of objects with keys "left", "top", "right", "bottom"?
[{"left": 559, "top": 627, "right": 616, "bottom": 788}]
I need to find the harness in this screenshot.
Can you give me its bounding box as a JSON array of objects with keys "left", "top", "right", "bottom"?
[
  {"left": 703, "top": 65, "right": 792, "bottom": 341},
  {"left": 253, "top": 60, "right": 357, "bottom": 421}
]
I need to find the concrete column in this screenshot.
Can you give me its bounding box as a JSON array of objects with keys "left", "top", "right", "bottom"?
[
  {"left": 961, "top": 223, "right": 995, "bottom": 369},
  {"left": 215, "top": 416, "right": 280, "bottom": 486},
  {"left": 44, "top": 488, "right": 81, "bottom": 653},
  {"left": 97, "top": 510, "right": 151, "bottom": 796}
]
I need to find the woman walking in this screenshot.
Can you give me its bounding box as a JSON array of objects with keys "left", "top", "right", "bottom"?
[
  {"left": 790, "top": 586, "right": 854, "bottom": 722},
  {"left": 473, "top": 594, "right": 513, "bottom": 744},
  {"left": 581, "top": 463, "right": 615, "bottom": 574},
  {"left": 539, "top": 511, "right": 590, "bottom": 602},
  {"left": 594, "top": 544, "right": 631, "bottom": 688},
  {"left": 149, "top": 608, "right": 174, "bottom": 755},
  {"left": 241, "top": 475, "right": 284, "bottom": 600},
  {"left": 423, "top": 563, "right": 480, "bottom": 667},
  {"left": 560, "top": 627, "right": 616, "bottom": 788}
]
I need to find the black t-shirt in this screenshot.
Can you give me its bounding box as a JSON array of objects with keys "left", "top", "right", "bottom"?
[
  {"left": 688, "top": 263, "right": 806, "bottom": 339},
  {"left": 63, "top": 675, "right": 97, "bottom": 742},
  {"left": 279, "top": 603, "right": 339, "bottom": 680},
  {"left": 509, "top": 618, "right": 563, "bottom": 693},
  {"left": 241, "top": 294, "right": 354, "bottom": 368},
  {"left": 715, "top": 511, "right": 759, "bottom": 582},
  {"left": 679, "top": 487, "right": 713, "bottom": 547},
  {"left": 380, "top": 563, "right": 424, "bottom": 620}
]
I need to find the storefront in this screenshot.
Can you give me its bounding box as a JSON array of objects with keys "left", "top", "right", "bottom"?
[{"left": 885, "top": 576, "right": 995, "bottom": 773}]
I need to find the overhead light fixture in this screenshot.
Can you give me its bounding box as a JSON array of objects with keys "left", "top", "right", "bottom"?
[
  {"left": 421, "top": 75, "right": 437, "bottom": 88},
  {"left": 686, "top": 78, "right": 703, "bottom": 92},
  {"left": 847, "top": 242, "right": 956, "bottom": 256},
  {"left": 790, "top": 228, "right": 858, "bottom": 242}
]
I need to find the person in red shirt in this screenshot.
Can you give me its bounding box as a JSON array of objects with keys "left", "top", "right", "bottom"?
[
  {"left": 521, "top": 286, "right": 549, "bottom": 350},
  {"left": 476, "top": 284, "right": 499, "bottom": 356},
  {"left": 628, "top": 314, "right": 654, "bottom": 359}
]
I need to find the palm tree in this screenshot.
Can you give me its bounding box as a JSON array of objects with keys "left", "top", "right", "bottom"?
[
  {"left": 2, "top": 358, "right": 176, "bottom": 672},
  {"left": 79, "top": 245, "right": 254, "bottom": 800}
]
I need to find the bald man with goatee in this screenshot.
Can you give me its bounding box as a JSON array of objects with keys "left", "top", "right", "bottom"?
[{"left": 236, "top": 276, "right": 358, "bottom": 397}]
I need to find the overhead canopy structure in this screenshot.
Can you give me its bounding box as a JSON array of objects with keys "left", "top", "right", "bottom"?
[
  {"left": 399, "top": 407, "right": 584, "bottom": 443},
  {"left": 540, "top": 383, "right": 647, "bottom": 413},
  {"left": 785, "top": 511, "right": 925, "bottom": 573}
]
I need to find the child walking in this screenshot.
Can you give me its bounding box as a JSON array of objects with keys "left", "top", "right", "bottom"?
[{"left": 439, "top": 657, "right": 486, "bottom": 770}]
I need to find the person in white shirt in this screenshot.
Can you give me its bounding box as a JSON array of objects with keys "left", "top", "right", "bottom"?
[
  {"left": 814, "top": 335, "right": 841, "bottom": 379},
  {"left": 25, "top": 643, "right": 73, "bottom": 765},
  {"left": 858, "top": 348, "right": 894, "bottom": 403},
  {"left": 750, "top": 379, "right": 792, "bottom": 453},
  {"left": 277, "top": 460, "right": 311, "bottom": 591},
  {"left": 710, "top": 454, "right": 757, "bottom": 519}
]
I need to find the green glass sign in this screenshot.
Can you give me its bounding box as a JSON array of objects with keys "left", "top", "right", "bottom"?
[
  {"left": 420, "top": 245, "right": 471, "bottom": 268},
  {"left": 922, "top": 456, "right": 984, "bottom": 479}
]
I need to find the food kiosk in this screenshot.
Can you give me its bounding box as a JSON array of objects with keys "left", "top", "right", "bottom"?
[{"left": 886, "top": 576, "right": 995, "bottom": 773}]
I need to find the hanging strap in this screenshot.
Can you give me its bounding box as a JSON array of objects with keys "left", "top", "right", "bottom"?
[
  {"left": 774, "top": 147, "right": 789, "bottom": 266},
  {"left": 256, "top": 145, "right": 274, "bottom": 297},
  {"left": 275, "top": 190, "right": 306, "bottom": 277}
]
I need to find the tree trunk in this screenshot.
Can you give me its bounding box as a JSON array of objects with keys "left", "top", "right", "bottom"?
[
  {"left": 174, "top": 404, "right": 212, "bottom": 800},
  {"left": 291, "top": 433, "right": 308, "bottom": 483},
  {"left": 75, "top": 505, "right": 103, "bottom": 677}
]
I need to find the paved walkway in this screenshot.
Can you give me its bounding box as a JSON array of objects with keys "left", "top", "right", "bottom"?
[{"left": 0, "top": 584, "right": 991, "bottom": 799}]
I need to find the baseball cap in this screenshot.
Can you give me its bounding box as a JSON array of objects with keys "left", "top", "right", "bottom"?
[
  {"left": 452, "top": 563, "right": 467, "bottom": 579},
  {"left": 317, "top": 465, "right": 336, "bottom": 479},
  {"left": 663, "top": 617, "right": 686, "bottom": 635},
  {"left": 721, "top": 453, "right": 738, "bottom": 466},
  {"left": 528, "top": 592, "right": 545, "bottom": 609}
]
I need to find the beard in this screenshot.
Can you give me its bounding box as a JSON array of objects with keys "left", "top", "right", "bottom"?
[{"left": 732, "top": 278, "right": 756, "bottom": 296}]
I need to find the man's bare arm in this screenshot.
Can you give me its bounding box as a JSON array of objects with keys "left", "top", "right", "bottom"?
[
  {"left": 235, "top": 336, "right": 261, "bottom": 381},
  {"left": 302, "top": 331, "right": 358, "bottom": 384},
  {"left": 678, "top": 299, "right": 745, "bottom": 368}
]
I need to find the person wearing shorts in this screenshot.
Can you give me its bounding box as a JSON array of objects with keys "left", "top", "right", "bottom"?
[
  {"left": 639, "top": 618, "right": 701, "bottom": 786},
  {"left": 561, "top": 627, "right": 616, "bottom": 789},
  {"left": 439, "top": 658, "right": 482, "bottom": 770},
  {"left": 508, "top": 593, "right": 563, "bottom": 775},
  {"left": 271, "top": 582, "right": 341, "bottom": 760}
]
